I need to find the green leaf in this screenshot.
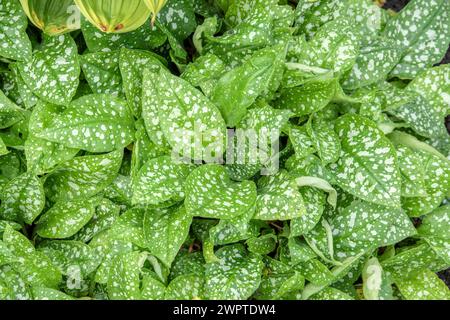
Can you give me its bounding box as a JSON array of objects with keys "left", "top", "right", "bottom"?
[
  {"left": 417, "top": 205, "right": 450, "bottom": 264},
  {"left": 143, "top": 206, "right": 192, "bottom": 268},
  {"left": 35, "top": 198, "right": 99, "bottom": 239},
  {"left": 107, "top": 251, "right": 146, "bottom": 300},
  {"left": 165, "top": 274, "right": 205, "bottom": 300},
  {"left": 290, "top": 187, "right": 325, "bottom": 237},
  {"left": 119, "top": 48, "right": 166, "bottom": 117},
  {"left": 36, "top": 94, "right": 134, "bottom": 153},
  {"left": 73, "top": 198, "right": 120, "bottom": 243},
  {"left": 396, "top": 146, "right": 428, "bottom": 198},
  {"left": 159, "top": 0, "right": 197, "bottom": 41},
  {"left": 391, "top": 65, "right": 450, "bottom": 138},
  {"left": 306, "top": 117, "right": 341, "bottom": 165},
  {"left": 275, "top": 78, "right": 338, "bottom": 117},
  {"left": 211, "top": 45, "right": 286, "bottom": 127},
  {"left": 0, "top": 0, "right": 32, "bottom": 61},
  {"left": 0, "top": 89, "right": 24, "bottom": 129},
  {"left": 330, "top": 201, "right": 416, "bottom": 259},
  {"left": 330, "top": 114, "right": 402, "bottom": 207},
  {"left": 141, "top": 274, "right": 166, "bottom": 300},
  {"left": 254, "top": 170, "right": 305, "bottom": 220},
  {"left": 401, "top": 151, "right": 450, "bottom": 217},
  {"left": 205, "top": 245, "right": 264, "bottom": 300},
  {"left": 44, "top": 150, "right": 123, "bottom": 202},
  {"left": 80, "top": 51, "right": 123, "bottom": 96},
  {"left": 3, "top": 226, "right": 62, "bottom": 288},
  {"left": 384, "top": 0, "right": 450, "bottom": 78},
  {"left": 394, "top": 269, "right": 450, "bottom": 300},
  {"left": 17, "top": 35, "right": 80, "bottom": 105},
  {"left": 185, "top": 164, "right": 257, "bottom": 219},
  {"left": 25, "top": 101, "right": 79, "bottom": 174},
  {"left": 343, "top": 37, "right": 401, "bottom": 90},
  {"left": 181, "top": 53, "right": 225, "bottom": 96},
  {"left": 295, "top": 259, "right": 335, "bottom": 285},
  {"left": 0, "top": 172, "right": 45, "bottom": 224},
  {"left": 170, "top": 251, "right": 205, "bottom": 280},
  {"left": 38, "top": 240, "right": 100, "bottom": 277},
  {"left": 246, "top": 234, "right": 277, "bottom": 255},
  {"left": 142, "top": 67, "right": 226, "bottom": 161},
  {"left": 295, "top": 176, "right": 337, "bottom": 209},
  {"left": 132, "top": 156, "right": 194, "bottom": 207},
  {"left": 382, "top": 243, "right": 448, "bottom": 279}
]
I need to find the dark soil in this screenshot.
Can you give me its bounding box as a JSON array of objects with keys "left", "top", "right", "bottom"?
[{"left": 384, "top": 0, "right": 450, "bottom": 289}]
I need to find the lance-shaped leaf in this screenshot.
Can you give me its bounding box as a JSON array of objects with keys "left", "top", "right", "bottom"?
[
  {"left": 0, "top": 172, "right": 45, "bottom": 224},
  {"left": 36, "top": 94, "right": 134, "bottom": 153},
  {"left": 209, "top": 208, "right": 259, "bottom": 246},
  {"left": 246, "top": 234, "right": 277, "bottom": 255},
  {"left": 44, "top": 150, "right": 123, "bottom": 202},
  {"left": 143, "top": 206, "right": 192, "bottom": 268},
  {"left": 142, "top": 67, "right": 226, "bottom": 161},
  {"left": 73, "top": 198, "right": 120, "bottom": 243},
  {"left": 185, "top": 164, "right": 257, "bottom": 219},
  {"left": 159, "top": 0, "right": 197, "bottom": 41},
  {"left": 132, "top": 156, "right": 194, "bottom": 207},
  {"left": 381, "top": 243, "right": 448, "bottom": 279},
  {"left": 17, "top": 35, "right": 80, "bottom": 105},
  {"left": 343, "top": 37, "right": 401, "bottom": 90},
  {"left": 275, "top": 78, "right": 338, "bottom": 116},
  {"left": 211, "top": 45, "right": 286, "bottom": 127},
  {"left": 0, "top": 267, "right": 32, "bottom": 300},
  {"left": 38, "top": 240, "right": 101, "bottom": 277},
  {"left": 119, "top": 48, "right": 166, "bottom": 116},
  {"left": 255, "top": 257, "right": 304, "bottom": 300},
  {"left": 417, "top": 205, "right": 450, "bottom": 264},
  {"left": 0, "top": 90, "right": 24, "bottom": 129},
  {"left": 392, "top": 65, "right": 450, "bottom": 138},
  {"left": 295, "top": 259, "right": 334, "bottom": 285},
  {"left": 295, "top": 176, "right": 337, "bottom": 208},
  {"left": 402, "top": 151, "right": 450, "bottom": 217},
  {"left": 205, "top": 244, "right": 264, "bottom": 300},
  {"left": 304, "top": 20, "right": 360, "bottom": 74},
  {"left": 25, "top": 101, "right": 79, "bottom": 174},
  {"left": 9, "top": 64, "right": 39, "bottom": 110},
  {"left": 254, "top": 170, "right": 305, "bottom": 220},
  {"left": 141, "top": 275, "right": 166, "bottom": 300},
  {"left": 35, "top": 198, "right": 99, "bottom": 239},
  {"left": 169, "top": 251, "right": 205, "bottom": 281},
  {"left": 306, "top": 117, "right": 341, "bottom": 165},
  {"left": 165, "top": 274, "right": 205, "bottom": 300},
  {"left": 181, "top": 54, "right": 225, "bottom": 97},
  {"left": 204, "top": 8, "right": 273, "bottom": 66},
  {"left": 384, "top": 0, "right": 450, "bottom": 78},
  {"left": 107, "top": 251, "right": 146, "bottom": 300},
  {"left": 396, "top": 146, "right": 427, "bottom": 198},
  {"left": 330, "top": 114, "right": 402, "bottom": 207},
  {"left": 3, "top": 226, "right": 62, "bottom": 288},
  {"left": 394, "top": 269, "right": 450, "bottom": 300},
  {"left": 80, "top": 51, "right": 122, "bottom": 96},
  {"left": 0, "top": 0, "right": 32, "bottom": 61},
  {"left": 330, "top": 201, "right": 416, "bottom": 259},
  {"left": 290, "top": 187, "right": 326, "bottom": 237}
]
